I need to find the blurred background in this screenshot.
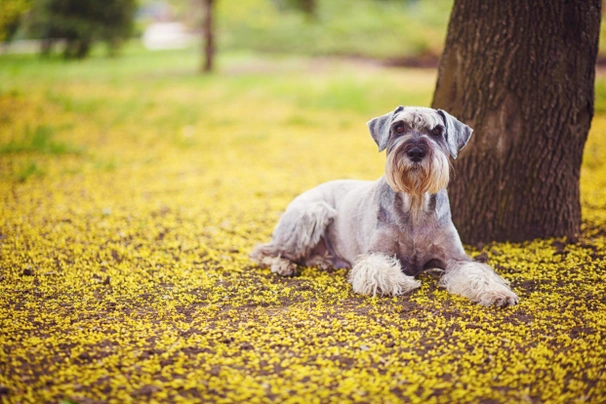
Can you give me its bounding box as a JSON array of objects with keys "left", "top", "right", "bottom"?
[
  {"left": 2, "top": 0, "right": 606, "bottom": 197},
  {"left": 2, "top": 0, "right": 606, "bottom": 190},
  {"left": 1, "top": 0, "right": 454, "bottom": 64}
]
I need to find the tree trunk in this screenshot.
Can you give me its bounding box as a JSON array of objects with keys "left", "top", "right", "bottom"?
[
  {"left": 300, "top": 0, "right": 317, "bottom": 20},
  {"left": 75, "top": 38, "right": 92, "bottom": 59},
  {"left": 202, "top": 0, "right": 214, "bottom": 73},
  {"left": 40, "top": 38, "right": 54, "bottom": 56},
  {"left": 432, "top": 0, "right": 601, "bottom": 246}
]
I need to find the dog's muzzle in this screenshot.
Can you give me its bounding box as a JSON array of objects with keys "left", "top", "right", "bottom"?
[
  {"left": 406, "top": 144, "right": 428, "bottom": 163},
  {"left": 404, "top": 140, "right": 429, "bottom": 163}
]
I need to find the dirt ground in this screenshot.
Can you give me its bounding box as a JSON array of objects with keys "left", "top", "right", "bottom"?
[{"left": 0, "top": 51, "right": 605, "bottom": 403}]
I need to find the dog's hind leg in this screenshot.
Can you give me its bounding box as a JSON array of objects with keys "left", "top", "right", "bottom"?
[
  {"left": 251, "top": 201, "right": 338, "bottom": 276},
  {"left": 303, "top": 237, "right": 351, "bottom": 270}
]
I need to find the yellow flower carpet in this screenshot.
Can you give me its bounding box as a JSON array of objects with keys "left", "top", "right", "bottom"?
[{"left": 0, "top": 51, "right": 605, "bottom": 403}]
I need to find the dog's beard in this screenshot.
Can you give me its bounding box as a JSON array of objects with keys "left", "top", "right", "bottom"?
[{"left": 385, "top": 149, "right": 450, "bottom": 195}]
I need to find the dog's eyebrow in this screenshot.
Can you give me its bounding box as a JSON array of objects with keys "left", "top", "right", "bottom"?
[{"left": 390, "top": 120, "right": 408, "bottom": 128}]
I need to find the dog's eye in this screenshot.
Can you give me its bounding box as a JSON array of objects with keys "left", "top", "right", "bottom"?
[
  {"left": 395, "top": 125, "right": 405, "bottom": 134},
  {"left": 431, "top": 126, "right": 443, "bottom": 136}
]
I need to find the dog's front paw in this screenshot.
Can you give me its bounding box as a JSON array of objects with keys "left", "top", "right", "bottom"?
[
  {"left": 270, "top": 257, "right": 298, "bottom": 277},
  {"left": 251, "top": 251, "right": 298, "bottom": 277},
  {"left": 491, "top": 291, "right": 519, "bottom": 307},
  {"left": 440, "top": 261, "right": 518, "bottom": 307},
  {"left": 349, "top": 254, "right": 421, "bottom": 297},
  {"left": 472, "top": 285, "right": 518, "bottom": 307}
]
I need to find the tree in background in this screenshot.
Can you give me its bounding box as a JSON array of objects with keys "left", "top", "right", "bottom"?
[
  {"left": 30, "top": 0, "right": 136, "bottom": 58},
  {"left": 202, "top": 0, "right": 214, "bottom": 72},
  {"left": 273, "top": 0, "right": 317, "bottom": 19},
  {"left": 198, "top": 0, "right": 317, "bottom": 73},
  {"left": 432, "top": 0, "right": 601, "bottom": 245},
  {"left": 0, "top": 0, "right": 32, "bottom": 42}
]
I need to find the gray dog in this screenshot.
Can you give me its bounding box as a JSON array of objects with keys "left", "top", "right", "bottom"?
[{"left": 251, "top": 106, "right": 518, "bottom": 306}]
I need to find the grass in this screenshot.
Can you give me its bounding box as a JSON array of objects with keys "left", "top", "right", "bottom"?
[
  {"left": 216, "top": 0, "right": 453, "bottom": 59},
  {"left": 0, "top": 48, "right": 605, "bottom": 403},
  {"left": 8, "top": 0, "right": 606, "bottom": 62},
  {"left": 0, "top": 124, "right": 83, "bottom": 155},
  {"left": 14, "top": 160, "right": 43, "bottom": 182}
]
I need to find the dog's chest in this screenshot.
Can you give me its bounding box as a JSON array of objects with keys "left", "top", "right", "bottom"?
[
  {"left": 393, "top": 227, "right": 444, "bottom": 275},
  {"left": 378, "top": 195, "right": 446, "bottom": 274}
]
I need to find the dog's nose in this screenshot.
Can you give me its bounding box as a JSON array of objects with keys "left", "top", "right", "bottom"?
[{"left": 407, "top": 146, "right": 426, "bottom": 162}]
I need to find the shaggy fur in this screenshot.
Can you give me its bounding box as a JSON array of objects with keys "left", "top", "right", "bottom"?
[
  {"left": 385, "top": 137, "right": 450, "bottom": 195},
  {"left": 251, "top": 201, "right": 337, "bottom": 263},
  {"left": 439, "top": 261, "right": 518, "bottom": 306},
  {"left": 349, "top": 254, "right": 421, "bottom": 296},
  {"left": 252, "top": 106, "right": 519, "bottom": 307}
]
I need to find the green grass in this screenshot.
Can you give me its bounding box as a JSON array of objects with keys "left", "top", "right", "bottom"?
[
  {"left": 218, "top": 0, "right": 453, "bottom": 59},
  {"left": 0, "top": 45, "right": 436, "bottom": 122},
  {"left": 0, "top": 124, "right": 82, "bottom": 155},
  {"left": 218, "top": 0, "right": 606, "bottom": 60},
  {"left": 14, "top": 160, "right": 43, "bottom": 182},
  {"left": 9, "top": 0, "right": 606, "bottom": 62}
]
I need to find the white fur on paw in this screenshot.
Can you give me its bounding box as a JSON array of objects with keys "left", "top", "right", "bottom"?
[
  {"left": 305, "top": 256, "right": 334, "bottom": 271},
  {"left": 250, "top": 251, "right": 298, "bottom": 277},
  {"left": 266, "top": 257, "right": 297, "bottom": 277},
  {"left": 440, "top": 261, "right": 518, "bottom": 307},
  {"left": 349, "top": 254, "right": 421, "bottom": 296}
]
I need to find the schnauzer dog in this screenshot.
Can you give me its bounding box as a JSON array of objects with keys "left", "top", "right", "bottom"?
[{"left": 251, "top": 106, "right": 518, "bottom": 306}]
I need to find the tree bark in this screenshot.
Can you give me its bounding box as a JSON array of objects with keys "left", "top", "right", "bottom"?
[
  {"left": 432, "top": 0, "right": 601, "bottom": 246},
  {"left": 202, "top": 0, "right": 214, "bottom": 73}
]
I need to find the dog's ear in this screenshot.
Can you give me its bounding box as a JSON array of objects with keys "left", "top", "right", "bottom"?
[
  {"left": 437, "top": 109, "right": 473, "bottom": 159},
  {"left": 367, "top": 105, "right": 404, "bottom": 152}
]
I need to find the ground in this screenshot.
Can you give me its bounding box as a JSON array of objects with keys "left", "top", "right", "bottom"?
[{"left": 0, "top": 48, "right": 605, "bottom": 403}]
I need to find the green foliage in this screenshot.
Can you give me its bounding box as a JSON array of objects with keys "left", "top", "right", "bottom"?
[
  {"left": 217, "top": 0, "right": 453, "bottom": 59},
  {"left": 0, "top": 0, "right": 32, "bottom": 42},
  {"left": 29, "top": 0, "right": 136, "bottom": 58},
  {"left": 273, "top": 0, "right": 317, "bottom": 17}
]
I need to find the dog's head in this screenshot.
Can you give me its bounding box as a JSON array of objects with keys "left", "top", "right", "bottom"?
[{"left": 367, "top": 106, "right": 473, "bottom": 195}]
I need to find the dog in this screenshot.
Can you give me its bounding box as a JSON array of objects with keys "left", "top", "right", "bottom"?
[{"left": 251, "top": 106, "right": 518, "bottom": 307}]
